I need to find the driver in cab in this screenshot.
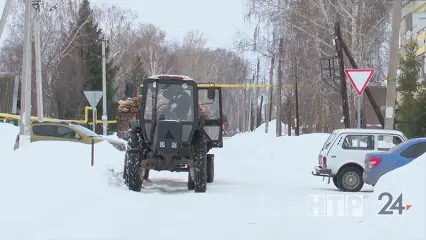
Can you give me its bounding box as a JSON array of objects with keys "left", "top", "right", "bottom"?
[{"left": 158, "top": 87, "right": 191, "bottom": 120}]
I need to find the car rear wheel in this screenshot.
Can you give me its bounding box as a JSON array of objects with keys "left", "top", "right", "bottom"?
[
  {"left": 337, "top": 167, "right": 364, "bottom": 192},
  {"left": 332, "top": 175, "right": 340, "bottom": 189}
]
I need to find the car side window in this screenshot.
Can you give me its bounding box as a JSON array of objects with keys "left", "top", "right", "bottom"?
[
  {"left": 32, "top": 125, "right": 56, "bottom": 137},
  {"left": 56, "top": 126, "right": 77, "bottom": 139},
  {"left": 342, "top": 135, "right": 374, "bottom": 150},
  {"left": 377, "top": 135, "right": 404, "bottom": 151},
  {"left": 401, "top": 142, "right": 426, "bottom": 158}
]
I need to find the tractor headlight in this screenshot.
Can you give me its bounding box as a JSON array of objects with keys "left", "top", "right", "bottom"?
[
  {"left": 160, "top": 141, "right": 165, "bottom": 147},
  {"left": 171, "top": 142, "right": 177, "bottom": 148}
]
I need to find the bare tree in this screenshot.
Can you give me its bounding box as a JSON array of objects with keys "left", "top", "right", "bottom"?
[{"left": 241, "top": 0, "right": 392, "bottom": 131}]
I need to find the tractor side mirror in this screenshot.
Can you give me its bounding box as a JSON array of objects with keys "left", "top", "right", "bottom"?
[
  {"left": 207, "top": 88, "right": 215, "bottom": 100},
  {"left": 125, "top": 83, "right": 134, "bottom": 98}
]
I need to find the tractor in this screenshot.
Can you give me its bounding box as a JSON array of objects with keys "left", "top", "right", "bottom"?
[{"left": 123, "top": 74, "right": 223, "bottom": 193}]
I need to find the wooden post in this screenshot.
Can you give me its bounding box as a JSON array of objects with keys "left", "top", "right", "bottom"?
[{"left": 334, "top": 22, "right": 351, "bottom": 128}]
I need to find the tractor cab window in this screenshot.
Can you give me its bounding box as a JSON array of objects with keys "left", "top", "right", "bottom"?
[
  {"left": 144, "top": 82, "right": 194, "bottom": 121},
  {"left": 198, "top": 88, "right": 220, "bottom": 120}
]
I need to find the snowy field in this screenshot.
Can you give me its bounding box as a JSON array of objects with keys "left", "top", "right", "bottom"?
[{"left": 0, "top": 121, "right": 424, "bottom": 240}]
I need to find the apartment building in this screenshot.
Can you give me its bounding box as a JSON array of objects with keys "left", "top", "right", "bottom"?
[{"left": 397, "top": 1, "right": 426, "bottom": 103}]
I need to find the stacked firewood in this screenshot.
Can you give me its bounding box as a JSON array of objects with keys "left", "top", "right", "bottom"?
[
  {"left": 116, "top": 96, "right": 142, "bottom": 139},
  {"left": 117, "top": 95, "right": 142, "bottom": 113}
]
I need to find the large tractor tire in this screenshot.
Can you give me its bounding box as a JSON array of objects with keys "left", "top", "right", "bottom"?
[
  {"left": 207, "top": 154, "right": 214, "bottom": 183},
  {"left": 193, "top": 134, "right": 208, "bottom": 193},
  {"left": 127, "top": 151, "right": 142, "bottom": 192},
  {"left": 123, "top": 154, "right": 128, "bottom": 184}
]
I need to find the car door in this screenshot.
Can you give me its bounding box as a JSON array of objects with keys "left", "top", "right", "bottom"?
[
  {"left": 339, "top": 134, "right": 375, "bottom": 168},
  {"left": 197, "top": 87, "right": 223, "bottom": 147},
  {"left": 31, "top": 125, "right": 58, "bottom": 142},
  {"left": 54, "top": 126, "right": 81, "bottom": 143},
  {"left": 322, "top": 133, "right": 343, "bottom": 169},
  {"left": 376, "top": 134, "right": 404, "bottom": 151},
  {"left": 397, "top": 142, "right": 426, "bottom": 167}
]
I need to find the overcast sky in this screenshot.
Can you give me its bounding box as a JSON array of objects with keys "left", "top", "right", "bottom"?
[{"left": 0, "top": 0, "right": 255, "bottom": 51}]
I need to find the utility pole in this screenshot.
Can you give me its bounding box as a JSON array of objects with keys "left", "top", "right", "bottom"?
[
  {"left": 19, "top": 0, "right": 33, "bottom": 147},
  {"left": 241, "top": 51, "right": 247, "bottom": 132},
  {"left": 33, "top": 0, "right": 43, "bottom": 122},
  {"left": 101, "top": 39, "right": 108, "bottom": 135},
  {"left": 287, "top": 97, "right": 291, "bottom": 136},
  {"left": 242, "top": 81, "right": 247, "bottom": 132},
  {"left": 334, "top": 22, "right": 351, "bottom": 128},
  {"left": 276, "top": 38, "right": 283, "bottom": 137},
  {"left": 259, "top": 95, "right": 263, "bottom": 126},
  {"left": 248, "top": 74, "right": 254, "bottom": 131},
  {"left": 294, "top": 57, "right": 300, "bottom": 136},
  {"left": 0, "top": 0, "right": 12, "bottom": 41},
  {"left": 254, "top": 58, "right": 260, "bottom": 129},
  {"left": 384, "top": 0, "right": 402, "bottom": 130},
  {"left": 265, "top": 55, "right": 275, "bottom": 134}
]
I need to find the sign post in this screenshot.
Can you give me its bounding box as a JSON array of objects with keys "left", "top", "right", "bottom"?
[
  {"left": 344, "top": 69, "right": 375, "bottom": 129},
  {"left": 84, "top": 91, "right": 103, "bottom": 133}
]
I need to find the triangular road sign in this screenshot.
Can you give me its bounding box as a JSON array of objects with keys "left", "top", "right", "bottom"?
[
  {"left": 344, "top": 69, "right": 375, "bottom": 96},
  {"left": 84, "top": 91, "right": 103, "bottom": 108}
]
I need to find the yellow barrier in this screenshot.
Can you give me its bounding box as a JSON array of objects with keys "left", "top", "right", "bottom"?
[
  {"left": 0, "top": 106, "right": 117, "bottom": 125},
  {"left": 139, "top": 83, "right": 301, "bottom": 88},
  {"left": 83, "top": 106, "right": 116, "bottom": 125}
]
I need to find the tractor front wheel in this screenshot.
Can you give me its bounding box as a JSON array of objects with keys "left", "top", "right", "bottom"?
[{"left": 127, "top": 151, "right": 142, "bottom": 192}]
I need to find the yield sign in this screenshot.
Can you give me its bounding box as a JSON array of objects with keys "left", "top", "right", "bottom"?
[
  {"left": 84, "top": 91, "right": 103, "bottom": 108},
  {"left": 344, "top": 69, "right": 375, "bottom": 96}
]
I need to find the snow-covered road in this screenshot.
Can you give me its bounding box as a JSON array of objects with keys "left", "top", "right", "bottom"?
[{"left": 0, "top": 121, "right": 423, "bottom": 240}]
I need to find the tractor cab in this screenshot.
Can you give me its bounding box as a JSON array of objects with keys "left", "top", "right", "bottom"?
[{"left": 139, "top": 75, "right": 223, "bottom": 152}]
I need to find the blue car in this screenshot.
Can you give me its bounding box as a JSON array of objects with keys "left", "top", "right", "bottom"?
[{"left": 363, "top": 138, "right": 426, "bottom": 186}]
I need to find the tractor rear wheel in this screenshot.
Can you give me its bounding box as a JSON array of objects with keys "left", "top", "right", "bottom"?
[
  {"left": 187, "top": 172, "right": 194, "bottom": 190},
  {"left": 193, "top": 134, "right": 208, "bottom": 193},
  {"left": 207, "top": 154, "right": 214, "bottom": 183}
]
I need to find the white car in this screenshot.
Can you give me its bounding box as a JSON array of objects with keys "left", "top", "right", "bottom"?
[{"left": 312, "top": 128, "right": 407, "bottom": 192}]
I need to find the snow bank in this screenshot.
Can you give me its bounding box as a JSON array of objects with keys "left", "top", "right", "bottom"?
[
  {"left": 0, "top": 122, "right": 19, "bottom": 156},
  {"left": 213, "top": 120, "right": 329, "bottom": 185},
  {"left": 362, "top": 154, "right": 425, "bottom": 239},
  {"left": 0, "top": 140, "right": 125, "bottom": 239},
  {"left": 254, "top": 119, "right": 295, "bottom": 136},
  {"left": 0, "top": 120, "right": 341, "bottom": 239},
  {"left": 101, "top": 132, "right": 126, "bottom": 142}
]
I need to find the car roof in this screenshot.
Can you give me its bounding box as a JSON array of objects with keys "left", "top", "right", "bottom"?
[
  {"left": 32, "top": 121, "right": 70, "bottom": 125},
  {"left": 332, "top": 128, "right": 404, "bottom": 135},
  {"left": 407, "top": 137, "right": 426, "bottom": 142},
  {"left": 31, "top": 121, "right": 85, "bottom": 128}
]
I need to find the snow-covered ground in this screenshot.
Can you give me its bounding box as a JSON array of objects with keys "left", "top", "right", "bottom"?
[{"left": 0, "top": 121, "right": 424, "bottom": 239}]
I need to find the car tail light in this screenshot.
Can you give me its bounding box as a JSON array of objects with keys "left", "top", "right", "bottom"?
[
  {"left": 322, "top": 156, "right": 327, "bottom": 168},
  {"left": 368, "top": 157, "right": 381, "bottom": 168},
  {"left": 15, "top": 135, "right": 19, "bottom": 142}
]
